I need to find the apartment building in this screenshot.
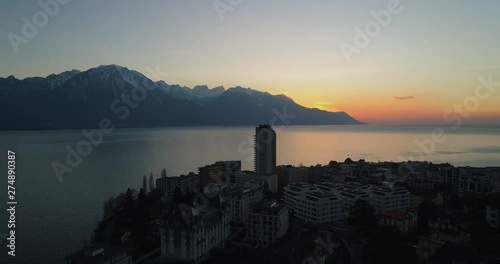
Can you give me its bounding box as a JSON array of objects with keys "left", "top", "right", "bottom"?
[
  {"left": 198, "top": 160, "right": 241, "bottom": 185},
  {"left": 235, "top": 171, "right": 278, "bottom": 193},
  {"left": 283, "top": 182, "right": 344, "bottom": 223},
  {"left": 368, "top": 186, "right": 410, "bottom": 213},
  {"left": 161, "top": 203, "right": 230, "bottom": 262},
  {"left": 155, "top": 173, "right": 200, "bottom": 194},
  {"left": 221, "top": 185, "right": 263, "bottom": 225},
  {"left": 247, "top": 200, "right": 289, "bottom": 247}
]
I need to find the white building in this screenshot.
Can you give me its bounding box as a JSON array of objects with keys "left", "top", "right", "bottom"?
[
  {"left": 156, "top": 173, "right": 200, "bottom": 194},
  {"left": 247, "top": 200, "right": 289, "bottom": 247},
  {"left": 486, "top": 205, "right": 499, "bottom": 228},
  {"left": 221, "top": 185, "right": 263, "bottom": 225},
  {"left": 485, "top": 194, "right": 500, "bottom": 228},
  {"left": 368, "top": 186, "right": 410, "bottom": 213},
  {"left": 315, "top": 182, "right": 345, "bottom": 194},
  {"left": 283, "top": 182, "right": 344, "bottom": 223},
  {"left": 284, "top": 182, "right": 411, "bottom": 221},
  {"left": 338, "top": 188, "right": 372, "bottom": 215},
  {"left": 161, "top": 204, "right": 230, "bottom": 262},
  {"left": 342, "top": 182, "right": 370, "bottom": 192},
  {"left": 316, "top": 182, "right": 372, "bottom": 216}
]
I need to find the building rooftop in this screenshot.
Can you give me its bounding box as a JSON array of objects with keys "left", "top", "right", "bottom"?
[
  {"left": 161, "top": 173, "right": 198, "bottom": 179},
  {"left": 370, "top": 186, "right": 407, "bottom": 193},
  {"left": 382, "top": 210, "right": 410, "bottom": 221},
  {"left": 251, "top": 200, "right": 286, "bottom": 212},
  {"left": 317, "top": 182, "right": 344, "bottom": 188},
  {"left": 344, "top": 182, "right": 367, "bottom": 187},
  {"left": 222, "top": 185, "right": 261, "bottom": 195},
  {"left": 165, "top": 201, "right": 228, "bottom": 230},
  {"left": 257, "top": 124, "right": 273, "bottom": 129},
  {"left": 307, "top": 191, "right": 338, "bottom": 199},
  {"left": 340, "top": 188, "right": 369, "bottom": 196},
  {"left": 289, "top": 182, "right": 314, "bottom": 188}
]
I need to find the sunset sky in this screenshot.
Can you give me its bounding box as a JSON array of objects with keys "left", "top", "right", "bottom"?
[{"left": 1, "top": 0, "right": 499, "bottom": 124}]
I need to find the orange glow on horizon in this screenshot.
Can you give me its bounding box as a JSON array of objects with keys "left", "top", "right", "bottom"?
[{"left": 294, "top": 99, "right": 500, "bottom": 124}]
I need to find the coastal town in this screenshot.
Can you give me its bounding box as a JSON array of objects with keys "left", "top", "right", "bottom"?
[{"left": 66, "top": 125, "right": 500, "bottom": 264}]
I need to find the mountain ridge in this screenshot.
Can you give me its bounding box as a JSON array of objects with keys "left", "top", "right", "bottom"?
[{"left": 0, "top": 65, "right": 360, "bottom": 130}]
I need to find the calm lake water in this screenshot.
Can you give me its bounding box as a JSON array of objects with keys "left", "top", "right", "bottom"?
[{"left": 0, "top": 125, "right": 499, "bottom": 263}]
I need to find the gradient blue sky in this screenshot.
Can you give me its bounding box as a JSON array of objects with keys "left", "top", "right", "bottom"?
[{"left": 1, "top": 0, "right": 499, "bottom": 124}]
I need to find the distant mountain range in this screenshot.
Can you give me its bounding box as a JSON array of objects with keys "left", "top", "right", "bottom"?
[{"left": 0, "top": 65, "right": 360, "bottom": 130}]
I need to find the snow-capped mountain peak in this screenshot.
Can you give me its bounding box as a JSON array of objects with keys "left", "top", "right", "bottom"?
[{"left": 46, "top": 69, "right": 81, "bottom": 89}]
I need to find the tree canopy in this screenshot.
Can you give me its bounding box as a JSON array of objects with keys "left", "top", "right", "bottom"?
[{"left": 348, "top": 199, "right": 377, "bottom": 234}]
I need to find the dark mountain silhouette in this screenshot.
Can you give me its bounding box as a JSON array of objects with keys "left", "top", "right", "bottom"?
[{"left": 0, "top": 65, "right": 360, "bottom": 130}]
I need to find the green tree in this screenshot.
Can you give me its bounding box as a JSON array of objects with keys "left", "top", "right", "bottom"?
[
  {"left": 262, "top": 181, "right": 273, "bottom": 200},
  {"left": 138, "top": 187, "right": 146, "bottom": 203},
  {"left": 102, "top": 196, "right": 114, "bottom": 220},
  {"left": 142, "top": 174, "right": 147, "bottom": 193},
  {"left": 417, "top": 199, "right": 437, "bottom": 234},
  {"left": 125, "top": 188, "right": 133, "bottom": 209},
  {"left": 172, "top": 187, "right": 184, "bottom": 205},
  {"left": 362, "top": 227, "right": 417, "bottom": 264},
  {"left": 349, "top": 199, "right": 377, "bottom": 234},
  {"left": 149, "top": 173, "right": 154, "bottom": 193}
]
